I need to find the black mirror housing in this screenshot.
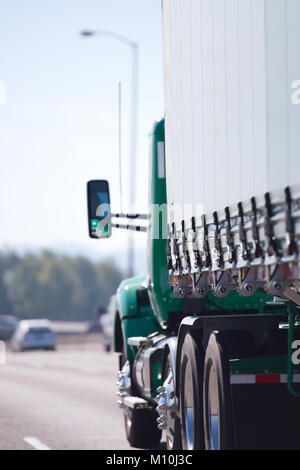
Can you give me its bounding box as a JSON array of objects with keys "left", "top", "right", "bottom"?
[{"left": 87, "top": 180, "right": 112, "bottom": 239}]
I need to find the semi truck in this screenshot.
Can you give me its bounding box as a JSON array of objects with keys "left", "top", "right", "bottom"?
[{"left": 87, "top": 0, "right": 300, "bottom": 450}]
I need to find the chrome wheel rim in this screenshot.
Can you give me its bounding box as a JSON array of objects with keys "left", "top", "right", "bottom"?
[
  {"left": 157, "top": 359, "right": 176, "bottom": 450},
  {"left": 183, "top": 362, "right": 194, "bottom": 449},
  {"left": 165, "top": 365, "right": 175, "bottom": 449},
  {"left": 124, "top": 410, "right": 132, "bottom": 436},
  {"left": 208, "top": 365, "right": 219, "bottom": 450}
]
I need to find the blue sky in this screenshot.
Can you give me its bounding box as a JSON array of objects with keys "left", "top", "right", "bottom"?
[{"left": 0, "top": 0, "right": 164, "bottom": 274}]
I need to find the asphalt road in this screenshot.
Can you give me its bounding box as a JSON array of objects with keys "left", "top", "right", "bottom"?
[{"left": 0, "top": 336, "right": 164, "bottom": 450}]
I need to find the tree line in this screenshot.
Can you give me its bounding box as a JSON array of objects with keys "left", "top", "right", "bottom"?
[{"left": 0, "top": 251, "right": 124, "bottom": 321}]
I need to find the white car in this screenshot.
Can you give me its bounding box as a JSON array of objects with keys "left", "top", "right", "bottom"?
[{"left": 10, "top": 319, "right": 56, "bottom": 352}]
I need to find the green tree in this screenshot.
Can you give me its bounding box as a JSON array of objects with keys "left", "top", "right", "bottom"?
[{"left": 0, "top": 250, "right": 124, "bottom": 321}]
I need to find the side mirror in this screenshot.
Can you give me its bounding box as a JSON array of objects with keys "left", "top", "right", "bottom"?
[{"left": 87, "top": 180, "right": 112, "bottom": 239}]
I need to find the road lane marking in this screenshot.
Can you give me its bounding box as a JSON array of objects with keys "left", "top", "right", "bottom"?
[{"left": 24, "top": 437, "right": 51, "bottom": 450}]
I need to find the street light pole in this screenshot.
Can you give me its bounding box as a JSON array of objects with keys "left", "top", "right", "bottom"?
[
  {"left": 80, "top": 30, "right": 139, "bottom": 278},
  {"left": 128, "top": 42, "right": 138, "bottom": 278}
]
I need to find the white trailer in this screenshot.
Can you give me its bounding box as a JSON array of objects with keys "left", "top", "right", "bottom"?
[
  {"left": 162, "top": 0, "right": 300, "bottom": 303},
  {"left": 163, "top": 0, "right": 300, "bottom": 223}
]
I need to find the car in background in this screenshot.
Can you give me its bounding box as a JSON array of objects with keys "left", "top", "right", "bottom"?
[
  {"left": 99, "top": 296, "right": 115, "bottom": 352},
  {"left": 0, "top": 315, "right": 19, "bottom": 341},
  {"left": 10, "top": 319, "right": 56, "bottom": 352}
]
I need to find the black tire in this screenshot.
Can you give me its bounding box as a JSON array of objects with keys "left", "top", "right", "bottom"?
[
  {"left": 124, "top": 407, "right": 162, "bottom": 448},
  {"left": 179, "top": 332, "right": 205, "bottom": 450},
  {"left": 203, "top": 331, "right": 234, "bottom": 450},
  {"left": 119, "top": 343, "right": 126, "bottom": 370}
]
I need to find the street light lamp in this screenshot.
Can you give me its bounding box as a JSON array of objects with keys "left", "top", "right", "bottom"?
[
  {"left": 80, "top": 29, "right": 139, "bottom": 278},
  {"left": 81, "top": 30, "right": 136, "bottom": 48}
]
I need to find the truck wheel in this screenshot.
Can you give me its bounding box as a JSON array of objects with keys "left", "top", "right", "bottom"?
[
  {"left": 179, "top": 332, "right": 205, "bottom": 450},
  {"left": 203, "top": 331, "right": 234, "bottom": 450},
  {"left": 124, "top": 407, "right": 162, "bottom": 448}
]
